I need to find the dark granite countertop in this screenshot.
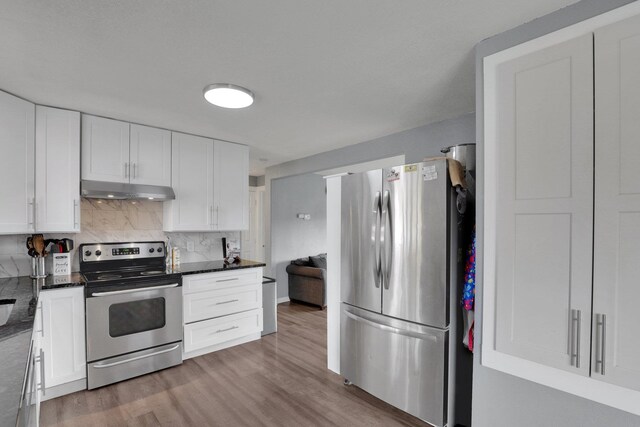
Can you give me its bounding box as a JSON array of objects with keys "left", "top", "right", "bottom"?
[
  {"left": 177, "top": 259, "right": 266, "bottom": 275},
  {"left": 0, "top": 273, "right": 85, "bottom": 427}
]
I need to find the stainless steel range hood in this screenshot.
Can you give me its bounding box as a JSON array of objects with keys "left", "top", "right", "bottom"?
[{"left": 81, "top": 180, "right": 175, "bottom": 201}]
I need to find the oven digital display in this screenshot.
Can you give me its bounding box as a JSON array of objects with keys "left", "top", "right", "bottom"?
[{"left": 112, "top": 247, "right": 140, "bottom": 256}]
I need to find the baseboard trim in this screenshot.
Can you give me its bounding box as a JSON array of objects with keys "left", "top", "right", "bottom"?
[
  {"left": 277, "top": 297, "right": 290, "bottom": 304},
  {"left": 42, "top": 378, "right": 87, "bottom": 401}
]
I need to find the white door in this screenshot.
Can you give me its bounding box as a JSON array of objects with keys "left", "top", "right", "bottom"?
[
  {"left": 163, "top": 132, "right": 213, "bottom": 231},
  {"left": 35, "top": 106, "right": 80, "bottom": 233},
  {"left": 241, "top": 187, "right": 265, "bottom": 261},
  {"left": 213, "top": 141, "right": 249, "bottom": 231},
  {"left": 40, "top": 287, "right": 86, "bottom": 389},
  {"left": 81, "top": 114, "right": 130, "bottom": 183},
  {"left": 490, "top": 34, "right": 594, "bottom": 375},
  {"left": 0, "top": 91, "right": 35, "bottom": 234},
  {"left": 592, "top": 14, "right": 640, "bottom": 391},
  {"left": 129, "top": 124, "right": 171, "bottom": 186}
]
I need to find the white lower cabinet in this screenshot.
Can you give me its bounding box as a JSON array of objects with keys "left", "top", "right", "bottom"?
[
  {"left": 182, "top": 268, "right": 263, "bottom": 359},
  {"left": 39, "top": 287, "right": 86, "bottom": 398}
]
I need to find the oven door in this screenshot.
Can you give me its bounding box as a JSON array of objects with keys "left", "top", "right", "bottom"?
[{"left": 86, "top": 279, "right": 182, "bottom": 362}]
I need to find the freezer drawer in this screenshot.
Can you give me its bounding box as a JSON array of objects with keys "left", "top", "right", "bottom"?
[{"left": 340, "top": 303, "right": 447, "bottom": 427}]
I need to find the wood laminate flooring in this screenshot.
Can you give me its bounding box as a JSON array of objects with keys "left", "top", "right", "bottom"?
[{"left": 41, "top": 302, "right": 428, "bottom": 427}]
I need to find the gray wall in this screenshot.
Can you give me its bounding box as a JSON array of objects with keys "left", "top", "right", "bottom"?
[
  {"left": 473, "top": 1, "right": 640, "bottom": 426},
  {"left": 271, "top": 173, "right": 326, "bottom": 298},
  {"left": 264, "top": 113, "right": 475, "bottom": 278}
]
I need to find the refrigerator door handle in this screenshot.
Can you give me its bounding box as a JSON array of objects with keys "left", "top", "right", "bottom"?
[
  {"left": 372, "top": 191, "right": 381, "bottom": 288},
  {"left": 380, "top": 190, "right": 392, "bottom": 289}
]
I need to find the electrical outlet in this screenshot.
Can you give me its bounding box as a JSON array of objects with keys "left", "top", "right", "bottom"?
[{"left": 187, "top": 241, "right": 195, "bottom": 252}]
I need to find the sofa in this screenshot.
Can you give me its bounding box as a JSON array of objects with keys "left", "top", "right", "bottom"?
[{"left": 286, "top": 254, "right": 327, "bottom": 308}]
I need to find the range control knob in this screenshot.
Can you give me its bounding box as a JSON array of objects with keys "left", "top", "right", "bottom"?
[
  {"left": 149, "top": 248, "right": 155, "bottom": 253},
  {"left": 157, "top": 247, "right": 163, "bottom": 253},
  {"left": 84, "top": 250, "right": 92, "bottom": 257},
  {"left": 95, "top": 250, "right": 102, "bottom": 257}
]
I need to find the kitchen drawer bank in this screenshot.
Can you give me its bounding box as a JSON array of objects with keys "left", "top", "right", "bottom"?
[
  {"left": 0, "top": 274, "right": 85, "bottom": 427},
  {"left": 180, "top": 265, "right": 265, "bottom": 360}
]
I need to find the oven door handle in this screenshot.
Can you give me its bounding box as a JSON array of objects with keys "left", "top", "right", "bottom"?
[
  {"left": 90, "top": 283, "right": 179, "bottom": 297},
  {"left": 92, "top": 344, "right": 181, "bottom": 369}
]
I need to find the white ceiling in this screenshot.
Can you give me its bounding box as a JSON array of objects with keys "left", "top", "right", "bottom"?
[{"left": 0, "top": 0, "right": 578, "bottom": 175}]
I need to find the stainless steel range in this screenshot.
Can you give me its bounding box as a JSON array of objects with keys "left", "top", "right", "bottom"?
[{"left": 80, "top": 241, "right": 182, "bottom": 390}]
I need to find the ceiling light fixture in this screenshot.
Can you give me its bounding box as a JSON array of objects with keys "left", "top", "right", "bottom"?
[{"left": 203, "top": 84, "right": 254, "bottom": 109}]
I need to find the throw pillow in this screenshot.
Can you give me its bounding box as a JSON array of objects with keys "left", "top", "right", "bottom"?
[{"left": 309, "top": 255, "right": 327, "bottom": 270}]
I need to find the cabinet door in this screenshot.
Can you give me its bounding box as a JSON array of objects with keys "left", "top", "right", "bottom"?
[
  {"left": 35, "top": 106, "right": 80, "bottom": 232},
  {"left": 81, "top": 114, "right": 130, "bottom": 183},
  {"left": 129, "top": 124, "right": 171, "bottom": 186},
  {"left": 213, "top": 141, "right": 249, "bottom": 230},
  {"left": 0, "top": 91, "right": 35, "bottom": 234},
  {"left": 592, "top": 14, "right": 640, "bottom": 391},
  {"left": 40, "top": 287, "right": 86, "bottom": 388},
  {"left": 163, "top": 132, "right": 213, "bottom": 231},
  {"left": 489, "top": 34, "right": 593, "bottom": 375}
]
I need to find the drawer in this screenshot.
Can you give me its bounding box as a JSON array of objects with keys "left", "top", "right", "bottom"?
[
  {"left": 182, "top": 269, "right": 261, "bottom": 295},
  {"left": 184, "top": 283, "right": 262, "bottom": 323},
  {"left": 183, "top": 308, "right": 263, "bottom": 353}
]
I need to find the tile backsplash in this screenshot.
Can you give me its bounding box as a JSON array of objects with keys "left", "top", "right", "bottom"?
[{"left": 0, "top": 199, "right": 239, "bottom": 278}]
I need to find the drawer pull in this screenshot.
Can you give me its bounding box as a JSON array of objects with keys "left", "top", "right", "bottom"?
[
  {"left": 215, "top": 299, "right": 239, "bottom": 305},
  {"left": 216, "top": 278, "right": 239, "bottom": 283},
  {"left": 215, "top": 326, "right": 239, "bottom": 334}
]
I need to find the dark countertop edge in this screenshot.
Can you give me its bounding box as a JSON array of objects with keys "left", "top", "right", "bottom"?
[{"left": 177, "top": 260, "right": 266, "bottom": 276}]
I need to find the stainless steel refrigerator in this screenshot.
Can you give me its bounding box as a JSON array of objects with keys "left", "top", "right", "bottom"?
[{"left": 340, "top": 158, "right": 473, "bottom": 427}]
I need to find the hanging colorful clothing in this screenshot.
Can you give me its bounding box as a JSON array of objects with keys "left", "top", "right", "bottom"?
[{"left": 461, "top": 226, "right": 476, "bottom": 352}]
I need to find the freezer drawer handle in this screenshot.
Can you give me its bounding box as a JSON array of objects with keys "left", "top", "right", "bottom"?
[
  {"left": 343, "top": 310, "right": 438, "bottom": 342},
  {"left": 93, "top": 344, "right": 181, "bottom": 369},
  {"left": 91, "top": 283, "right": 179, "bottom": 297}
]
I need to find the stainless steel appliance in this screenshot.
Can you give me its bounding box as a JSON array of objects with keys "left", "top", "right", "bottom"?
[
  {"left": 80, "top": 241, "right": 183, "bottom": 390},
  {"left": 340, "top": 157, "right": 473, "bottom": 427}
]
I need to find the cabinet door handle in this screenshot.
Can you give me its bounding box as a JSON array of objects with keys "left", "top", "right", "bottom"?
[
  {"left": 215, "top": 299, "right": 239, "bottom": 305},
  {"left": 569, "top": 309, "right": 581, "bottom": 368},
  {"left": 595, "top": 314, "right": 607, "bottom": 375},
  {"left": 39, "top": 348, "right": 45, "bottom": 394},
  {"left": 124, "top": 162, "right": 129, "bottom": 178},
  {"left": 215, "top": 326, "right": 239, "bottom": 334},
  {"left": 215, "top": 278, "right": 239, "bottom": 283},
  {"left": 73, "top": 199, "right": 79, "bottom": 229},
  {"left": 27, "top": 198, "right": 34, "bottom": 228},
  {"left": 133, "top": 163, "right": 137, "bottom": 179},
  {"left": 215, "top": 205, "right": 219, "bottom": 228}
]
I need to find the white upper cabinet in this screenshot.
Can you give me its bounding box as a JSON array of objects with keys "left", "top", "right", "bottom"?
[
  {"left": 164, "top": 134, "right": 249, "bottom": 232},
  {"left": 81, "top": 114, "right": 130, "bottom": 183},
  {"left": 0, "top": 91, "right": 35, "bottom": 234},
  {"left": 489, "top": 34, "right": 594, "bottom": 376},
  {"left": 213, "top": 141, "right": 249, "bottom": 231},
  {"left": 164, "top": 132, "right": 213, "bottom": 231},
  {"left": 592, "top": 13, "right": 640, "bottom": 391},
  {"left": 35, "top": 106, "right": 81, "bottom": 233},
  {"left": 82, "top": 115, "right": 172, "bottom": 187},
  {"left": 129, "top": 124, "right": 171, "bottom": 186}
]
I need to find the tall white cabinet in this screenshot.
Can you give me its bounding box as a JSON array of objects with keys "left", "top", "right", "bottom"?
[
  {"left": 0, "top": 91, "right": 34, "bottom": 234},
  {"left": 483, "top": 7, "right": 640, "bottom": 415},
  {"left": 164, "top": 133, "right": 249, "bottom": 232},
  {"left": 592, "top": 13, "right": 640, "bottom": 392},
  {"left": 35, "top": 106, "right": 81, "bottom": 233},
  {"left": 491, "top": 34, "right": 594, "bottom": 376}
]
